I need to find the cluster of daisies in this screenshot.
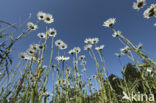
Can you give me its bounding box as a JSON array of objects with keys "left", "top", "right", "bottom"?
[
  {"left": 132, "top": 0, "right": 156, "bottom": 19},
  {"left": 54, "top": 37, "right": 105, "bottom": 62},
  {"left": 103, "top": 17, "right": 143, "bottom": 57},
  {"left": 102, "top": 18, "right": 120, "bottom": 38},
  {"left": 115, "top": 42, "right": 143, "bottom": 57},
  {"left": 20, "top": 28, "right": 57, "bottom": 60},
  {"left": 54, "top": 38, "right": 105, "bottom": 64},
  {"left": 27, "top": 11, "right": 54, "bottom": 31},
  {"left": 20, "top": 11, "right": 56, "bottom": 60},
  {"left": 55, "top": 40, "right": 70, "bottom": 61},
  {"left": 37, "top": 28, "right": 57, "bottom": 39},
  {"left": 37, "top": 11, "right": 54, "bottom": 23},
  {"left": 19, "top": 43, "right": 44, "bottom": 61},
  {"left": 84, "top": 38, "right": 104, "bottom": 51}
]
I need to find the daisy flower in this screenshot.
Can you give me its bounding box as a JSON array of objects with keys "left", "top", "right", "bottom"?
[
  {"left": 37, "top": 11, "right": 46, "bottom": 20},
  {"left": 74, "top": 47, "right": 81, "bottom": 53},
  {"left": 95, "top": 45, "right": 104, "bottom": 51},
  {"left": 42, "top": 65, "right": 47, "bottom": 69},
  {"left": 59, "top": 43, "right": 67, "bottom": 50},
  {"left": 154, "top": 23, "right": 156, "bottom": 26},
  {"left": 55, "top": 40, "right": 63, "bottom": 47},
  {"left": 55, "top": 68, "right": 60, "bottom": 71},
  {"left": 37, "top": 33, "right": 46, "bottom": 39},
  {"left": 103, "top": 18, "right": 116, "bottom": 27},
  {"left": 36, "top": 44, "right": 44, "bottom": 50},
  {"left": 30, "top": 44, "right": 39, "bottom": 50},
  {"left": 27, "top": 22, "right": 37, "bottom": 30},
  {"left": 112, "top": 31, "right": 121, "bottom": 37},
  {"left": 56, "top": 56, "right": 70, "bottom": 61},
  {"left": 112, "top": 77, "right": 117, "bottom": 80},
  {"left": 137, "top": 43, "right": 143, "bottom": 49},
  {"left": 27, "top": 49, "right": 37, "bottom": 56},
  {"left": 47, "top": 28, "right": 57, "bottom": 37},
  {"left": 19, "top": 53, "right": 28, "bottom": 60},
  {"left": 88, "top": 82, "right": 93, "bottom": 86},
  {"left": 91, "top": 38, "right": 99, "bottom": 44},
  {"left": 81, "top": 61, "right": 86, "bottom": 65},
  {"left": 82, "top": 68, "right": 86, "bottom": 72},
  {"left": 88, "top": 78, "right": 92, "bottom": 81},
  {"left": 115, "top": 53, "right": 124, "bottom": 57},
  {"left": 44, "top": 13, "right": 54, "bottom": 24},
  {"left": 66, "top": 67, "right": 71, "bottom": 74},
  {"left": 79, "top": 55, "right": 85, "bottom": 60},
  {"left": 147, "top": 68, "right": 152, "bottom": 73},
  {"left": 92, "top": 75, "right": 97, "bottom": 78},
  {"left": 29, "top": 56, "right": 37, "bottom": 61},
  {"left": 68, "top": 49, "right": 75, "bottom": 55},
  {"left": 133, "top": 0, "right": 146, "bottom": 10},
  {"left": 42, "top": 92, "right": 53, "bottom": 97},
  {"left": 120, "top": 46, "right": 130, "bottom": 54},
  {"left": 84, "top": 38, "right": 92, "bottom": 44},
  {"left": 73, "top": 61, "right": 78, "bottom": 65},
  {"left": 84, "top": 44, "right": 92, "bottom": 50},
  {"left": 143, "top": 4, "right": 156, "bottom": 19}
]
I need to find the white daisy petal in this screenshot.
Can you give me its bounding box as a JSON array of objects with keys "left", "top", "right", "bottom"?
[{"left": 103, "top": 18, "right": 116, "bottom": 27}]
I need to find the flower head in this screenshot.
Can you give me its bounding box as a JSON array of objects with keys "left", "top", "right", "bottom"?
[
  {"left": 103, "top": 18, "right": 116, "bottom": 27},
  {"left": 112, "top": 31, "right": 121, "bottom": 37},
  {"left": 82, "top": 68, "right": 86, "bottom": 72},
  {"left": 92, "top": 75, "right": 97, "bottom": 78},
  {"left": 27, "top": 49, "right": 37, "bottom": 56},
  {"left": 29, "top": 56, "right": 37, "bottom": 61},
  {"left": 79, "top": 55, "right": 85, "bottom": 60},
  {"left": 66, "top": 67, "right": 71, "bottom": 73},
  {"left": 55, "top": 68, "right": 60, "bottom": 71},
  {"left": 74, "top": 47, "right": 81, "bottom": 53},
  {"left": 133, "top": 0, "right": 146, "bottom": 10},
  {"left": 36, "top": 44, "right": 44, "bottom": 50},
  {"left": 143, "top": 4, "right": 156, "bottom": 19},
  {"left": 154, "top": 23, "right": 156, "bottom": 26},
  {"left": 59, "top": 43, "right": 67, "bottom": 50},
  {"left": 27, "top": 22, "right": 37, "bottom": 30},
  {"left": 84, "top": 38, "right": 92, "bottom": 44},
  {"left": 44, "top": 13, "right": 54, "bottom": 24},
  {"left": 30, "top": 44, "right": 43, "bottom": 51},
  {"left": 37, "top": 33, "right": 46, "bottom": 39},
  {"left": 42, "top": 92, "right": 53, "bottom": 97},
  {"left": 19, "top": 53, "right": 28, "bottom": 60},
  {"left": 37, "top": 11, "right": 46, "bottom": 20},
  {"left": 30, "top": 44, "right": 38, "bottom": 50},
  {"left": 88, "top": 82, "right": 93, "bottom": 86},
  {"left": 115, "top": 53, "right": 124, "bottom": 57},
  {"left": 81, "top": 61, "right": 86, "bottom": 65},
  {"left": 147, "top": 68, "right": 152, "bottom": 73},
  {"left": 120, "top": 46, "right": 130, "bottom": 54},
  {"left": 68, "top": 49, "right": 75, "bottom": 55},
  {"left": 56, "top": 56, "right": 70, "bottom": 61},
  {"left": 95, "top": 45, "right": 104, "bottom": 51},
  {"left": 84, "top": 44, "right": 92, "bottom": 50},
  {"left": 42, "top": 65, "right": 47, "bottom": 69},
  {"left": 91, "top": 38, "right": 99, "bottom": 44},
  {"left": 48, "top": 28, "right": 57, "bottom": 37},
  {"left": 73, "top": 61, "right": 78, "bottom": 65},
  {"left": 137, "top": 43, "right": 143, "bottom": 49},
  {"left": 55, "top": 40, "right": 63, "bottom": 47}
]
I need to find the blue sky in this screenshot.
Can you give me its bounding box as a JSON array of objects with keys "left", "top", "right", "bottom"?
[{"left": 1, "top": 0, "right": 156, "bottom": 78}]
